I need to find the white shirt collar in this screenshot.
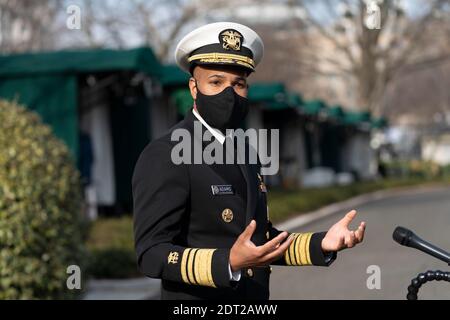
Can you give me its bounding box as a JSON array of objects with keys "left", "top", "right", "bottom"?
[{"left": 192, "top": 108, "right": 232, "bottom": 145}]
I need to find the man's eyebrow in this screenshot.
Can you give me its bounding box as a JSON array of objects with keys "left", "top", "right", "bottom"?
[
  {"left": 206, "top": 74, "right": 246, "bottom": 82},
  {"left": 208, "top": 74, "right": 226, "bottom": 79}
]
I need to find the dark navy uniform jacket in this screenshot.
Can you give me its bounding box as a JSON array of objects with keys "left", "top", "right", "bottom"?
[{"left": 132, "top": 110, "right": 336, "bottom": 300}]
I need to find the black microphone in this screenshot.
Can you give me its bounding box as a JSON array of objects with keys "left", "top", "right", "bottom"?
[{"left": 393, "top": 226, "right": 450, "bottom": 265}]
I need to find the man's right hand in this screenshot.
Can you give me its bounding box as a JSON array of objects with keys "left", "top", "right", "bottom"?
[{"left": 229, "top": 220, "right": 294, "bottom": 272}]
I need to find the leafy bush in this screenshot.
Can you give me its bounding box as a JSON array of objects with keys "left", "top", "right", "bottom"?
[
  {"left": 0, "top": 100, "right": 86, "bottom": 299},
  {"left": 86, "top": 248, "right": 139, "bottom": 279}
]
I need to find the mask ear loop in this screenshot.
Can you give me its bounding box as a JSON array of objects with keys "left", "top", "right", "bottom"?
[{"left": 192, "top": 78, "right": 199, "bottom": 109}]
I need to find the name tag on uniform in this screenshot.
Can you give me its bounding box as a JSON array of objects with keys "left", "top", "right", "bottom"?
[{"left": 211, "top": 185, "right": 235, "bottom": 196}]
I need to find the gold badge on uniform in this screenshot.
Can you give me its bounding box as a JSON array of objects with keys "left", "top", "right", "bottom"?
[
  {"left": 167, "top": 251, "right": 179, "bottom": 264},
  {"left": 221, "top": 208, "right": 233, "bottom": 223},
  {"left": 219, "top": 29, "right": 243, "bottom": 51}
]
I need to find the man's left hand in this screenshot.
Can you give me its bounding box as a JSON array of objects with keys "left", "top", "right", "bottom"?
[{"left": 321, "top": 210, "right": 366, "bottom": 252}]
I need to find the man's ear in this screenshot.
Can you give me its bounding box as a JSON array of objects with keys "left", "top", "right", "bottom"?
[{"left": 189, "top": 77, "right": 197, "bottom": 100}]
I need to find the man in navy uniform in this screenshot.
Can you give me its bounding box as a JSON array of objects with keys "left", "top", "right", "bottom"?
[{"left": 132, "top": 22, "right": 366, "bottom": 300}]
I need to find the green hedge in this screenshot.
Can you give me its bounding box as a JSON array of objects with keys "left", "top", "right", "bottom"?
[
  {"left": 86, "top": 216, "right": 139, "bottom": 279},
  {"left": 0, "top": 100, "right": 86, "bottom": 299}
]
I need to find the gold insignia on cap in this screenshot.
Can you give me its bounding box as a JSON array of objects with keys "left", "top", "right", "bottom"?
[
  {"left": 168, "top": 251, "right": 179, "bottom": 264},
  {"left": 220, "top": 29, "right": 242, "bottom": 51},
  {"left": 221, "top": 208, "right": 234, "bottom": 223}
]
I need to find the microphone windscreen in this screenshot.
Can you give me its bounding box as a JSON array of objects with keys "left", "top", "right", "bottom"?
[{"left": 393, "top": 226, "right": 412, "bottom": 246}]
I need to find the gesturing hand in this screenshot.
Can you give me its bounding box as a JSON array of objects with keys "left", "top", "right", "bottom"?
[
  {"left": 321, "top": 210, "right": 366, "bottom": 252},
  {"left": 229, "top": 220, "right": 294, "bottom": 272}
]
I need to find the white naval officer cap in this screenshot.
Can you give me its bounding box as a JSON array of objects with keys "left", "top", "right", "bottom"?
[{"left": 175, "top": 21, "right": 264, "bottom": 75}]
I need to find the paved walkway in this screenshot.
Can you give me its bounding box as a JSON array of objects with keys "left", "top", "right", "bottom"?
[
  {"left": 270, "top": 186, "right": 450, "bottom": 299},
  {"left": 83, "top": 277, "right": 160, "bottom": 300}
]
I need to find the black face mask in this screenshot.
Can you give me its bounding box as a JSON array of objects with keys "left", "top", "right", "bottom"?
[{"left": 195, "top": 83, "right": 249, "bottom": 131}]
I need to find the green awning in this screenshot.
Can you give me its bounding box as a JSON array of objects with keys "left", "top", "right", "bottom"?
[
  {"left": 0, "top": 47, "right": 161, "bottom": 158},
  {"left": 170, "top": 88, "right": 193, "bottom": 116},
  {"left": 324, "top": 105, "right": 345, "bottom": 121},
  {"left": 301, "top": 99, "right": 327, "bottom": 115},
  {"left": 371, "top": 117, "right": 388, "bottom": 128},
  {"left": 343, "top": 110, "right": 372, "bottom": 125},
  {"left": 0, "top": 47, "right": 161, "bottom": 77},
  {"left": 287, "top": 92, "right": 303, "bottom": 107},
  {"left": 248, "top": 82, "right": 285, "bottom": 101},
  {"left": 248, "top": 82, "right": 290, "bottom": 110},
  {"left": 160, "top": 64, "right": 190, "bottom": 87}
]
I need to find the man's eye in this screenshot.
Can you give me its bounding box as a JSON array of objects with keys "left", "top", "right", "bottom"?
[
  {"left": 235, "top": 83, "right": 246, "bottom": 88},
  {"left": 210, "top": 81, "right": 221, "bottom": 86}
]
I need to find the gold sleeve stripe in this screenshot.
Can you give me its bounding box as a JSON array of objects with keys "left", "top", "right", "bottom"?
[
  {"left": 289, "top": 233, "right": 301, "bottom": 266},
  {"left": 288, "top": 234, "right": 296, "bottom": 266},
  {"left": 194, "top": 248, "right": 202, "bottom": 286},
  {"left": 191, "top": 249, "right": 200, "bottom": 285},
  {"left": 299, "top": 233, "right": 308, "bottom": 265},
  {"left": 295, "top": 233, "right": 304, "bottom": 265},
  {"left": 206, "top": 249, "right": 215, "bottom": 287},
  {"left": 305, "top": 233, "right": 313, "bottom": 265},
  {"left": 181, "top": 248, "right": 191, "bottom": 284},
  {"left": 188, "top": 248, "right": 199, "bottom": 284},
  {"left": 285, "top": 233, "right": 314, "bottom": 266},
  {"left": 180, "top": 248, "right": 217, "bottom": 287},
  {"left": 285, "top": 233, "right": 297, "bottom": 265},
  {"left": 193, "top": 249, "right": 217, "bottom": 288}
]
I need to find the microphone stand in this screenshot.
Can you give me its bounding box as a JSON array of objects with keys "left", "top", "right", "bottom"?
[
  {"left": 393, "top": 226, "right": 450, "bottom": 300},
  {"left": 406, "top": 270, "right": 450, "bottom": 300}
]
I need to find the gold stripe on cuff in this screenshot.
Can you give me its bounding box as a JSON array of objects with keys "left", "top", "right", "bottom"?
[
  {"left": 300, "top": 232, "right": 309, "bottom": 265},
  {"left": 187, "top": 248, "right": 198, "bottom": 285},
  {"left": 194, "top": 249, "right": 203, "bottom": 286},
  {"left": 192, "top": 249, "right": 217, "bottom": 288},
  {"left": 285, "top": 233, "right": 299, "bottom": 265},
  {"left": 181, "top": 248, "right": 217, "bottom": 287},
  {"left": 305, "top": 233, "right": 313, "bottom": 265},
  {"left": 206, "top": 249, "right": 216, "bottom": 288},
  {"left": 293, "top": 233, "right": 302, "bottom": 265},
  {"left": 292, "top": 233, "right": 302, "bottom": 265},
  {"left": 181, "top": 249, "right": 191, "bottom": 284}
]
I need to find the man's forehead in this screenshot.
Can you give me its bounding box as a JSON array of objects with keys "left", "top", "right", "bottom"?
[{"left": 194, "top": 65, "right": 248, "bottom": 79}]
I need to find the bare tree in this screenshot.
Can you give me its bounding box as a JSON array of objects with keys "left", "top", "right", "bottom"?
[
  {"left": 286, "top": 0, "right": 450, "bottom": 116},
  {"left": 60, "top": 0, "right": 230, "bottom": 61},
  {"left": 0, "top": 0, "right": 63, "bottom": 53}
]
